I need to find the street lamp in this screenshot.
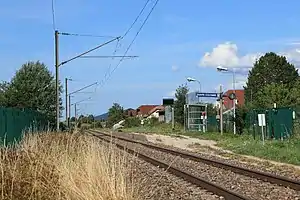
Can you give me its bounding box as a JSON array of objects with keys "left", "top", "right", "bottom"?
[
  {"left": 186, "top": 77, "right": 202, "bottom": 102},
  {"left": 216, "top": 65, "right": 237, "bottom": 135}
]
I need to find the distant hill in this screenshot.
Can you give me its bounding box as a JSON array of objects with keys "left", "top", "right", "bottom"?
[{"left": 95, "top": 112, "right": 108, "bottom": 121}]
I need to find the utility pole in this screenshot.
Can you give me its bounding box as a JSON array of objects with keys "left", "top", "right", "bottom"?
[
  {"left": 220, "top": 84, "right": 223, "bottom": 135},
  {"left": 75, "top": 103, "right": 77, "bottom": 131},
  {"left": 233, "top": 68, "right": 236, "bottom": 135},
  {"left": 65, "top": 78, "right": 68, "bottom": 127},
  {"left": 55, "top": 30, "right": 60, "bottom": 132},
  {"left": 68, "top": 94, "right": 71, "bottom": 127}
]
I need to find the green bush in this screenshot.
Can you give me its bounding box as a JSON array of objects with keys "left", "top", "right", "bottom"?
[
  {"left": 92, "top": 121, "right": 103, "bottom": 128},
  {"left": 145, "top": 117, "right": 160, "bottom": 126},
  {"left": 124, "top": 117, "right": 141, "bottom": 128}
]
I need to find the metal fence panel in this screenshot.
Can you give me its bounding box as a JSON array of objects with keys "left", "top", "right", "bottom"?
[{"left": 0, "top": 107, "right": 49, "bottom": 145}]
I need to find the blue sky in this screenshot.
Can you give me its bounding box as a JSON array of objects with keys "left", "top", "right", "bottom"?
[{"left": 1, "top": 0, "right": 300, "bottom": 117}]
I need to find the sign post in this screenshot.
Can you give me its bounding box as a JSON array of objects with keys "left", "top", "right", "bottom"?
[{"left": 258, "top": 114, "right": 266, "bottom": 145}]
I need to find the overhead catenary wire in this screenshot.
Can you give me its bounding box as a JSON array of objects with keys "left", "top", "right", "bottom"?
[
  {"left": 122, "top": 0, "right": 151, "bottom": 39},
  {"left": 103, "top": 0, "right": 160, "bottom": 85}
]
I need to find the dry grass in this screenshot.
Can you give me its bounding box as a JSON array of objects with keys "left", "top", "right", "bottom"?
[{"left": 0, "top": 132, "right": 139, "bottom": 200}]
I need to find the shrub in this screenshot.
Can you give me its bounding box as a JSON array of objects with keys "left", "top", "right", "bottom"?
[{"left": 125, "top": 117, "right": 141, "bottom": 128}]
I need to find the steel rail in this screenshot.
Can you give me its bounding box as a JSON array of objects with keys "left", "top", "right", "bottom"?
[
  {"left": 89, "top": 130, "right": 300, "bottom": 191},
  {"left": 93, "top": 133, "right": 250, "bottom": 200}
]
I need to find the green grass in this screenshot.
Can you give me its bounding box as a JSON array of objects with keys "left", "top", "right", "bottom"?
[{"left": 119, "top": 124, "right": 300, "bottom": 165}]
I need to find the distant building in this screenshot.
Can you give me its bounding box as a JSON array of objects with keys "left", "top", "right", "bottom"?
[
  {"left": 136, "top": 105, "right": 159, "bottom": 118},
  {"left": 147, "top": 105, "right": 165, "bottom": 122},
  {"left": 223, "top": 89, "right": 245, "bottom": 110}
]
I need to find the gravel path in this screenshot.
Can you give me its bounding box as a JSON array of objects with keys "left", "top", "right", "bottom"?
[
  {"left": 100, "top": 134, "right": 300, "bottom": 200},
  {"left": 110, "top": 131, "right": 300, "bottom": 180}
]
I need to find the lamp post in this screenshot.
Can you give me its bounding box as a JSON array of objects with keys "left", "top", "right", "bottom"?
[
  {"left": 186, "top": 77, "right": 202, "bottom": 102},
  {"left": 217, "top": 66, "right": 237, "bottom": 135}
]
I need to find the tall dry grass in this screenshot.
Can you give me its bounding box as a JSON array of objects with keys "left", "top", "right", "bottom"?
[{"left": 0, "top": 132, "right": 139, "bottom": 200}]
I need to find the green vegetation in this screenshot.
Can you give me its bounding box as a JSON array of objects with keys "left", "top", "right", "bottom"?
[
  {"left": 107, "top": 103, "right": 125, "bottom": 127},
  {"left": 244, "top": 52, "right": 299, "bottom": 108},
  {"left": 1, "top": 61, "right": 63, "bottom": 126},
  {"left": 174, "top": 84, "right": 189, "bottom": 125}
]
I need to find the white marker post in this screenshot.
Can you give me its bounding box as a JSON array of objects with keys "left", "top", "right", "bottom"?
[{"left": 258, "top": 114, "right": 266, "bottom": 145}]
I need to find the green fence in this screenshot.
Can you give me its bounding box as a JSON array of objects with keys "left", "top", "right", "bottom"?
[
  {"left": 245, "top": 107, "right": 294, "bottom": 140},
  {"left": 0, "top": 107, "right": 49, "bottom": 145}
]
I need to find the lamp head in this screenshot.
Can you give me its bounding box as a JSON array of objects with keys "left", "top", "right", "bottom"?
[
  {"left": 186, "top": 77, "right": 196, "bottom": 82},
  {"left": 217, "top": 66, "right": 229, "bottom": 72}
]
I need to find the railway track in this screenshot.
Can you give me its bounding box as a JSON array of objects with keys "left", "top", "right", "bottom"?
[
  {"left": 91, "top": 131, "right": 250, "bottom": 200},
  {"left": 89, "top": 130, "right": 300, "bottom": 191}
]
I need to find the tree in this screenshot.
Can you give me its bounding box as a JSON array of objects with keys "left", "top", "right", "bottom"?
[
  {"left": 107, "top": 103, "right": 124, "bottom": 127},
  {"left": 206, "top": 103, "right": 216, "bottom": 116},
  {"left": 70, "top": 117, "right": 76, "bottom": 122},
  {"left": 174, "top": 84, "right": 189, "bottom": 125},
  {"left": 255, "top": 82, "right": 300, "bottom": 108},
  {"left": 5, "top": 61, "right": 63, "bottom": 124},
  {"left": 244, "top": 52, "right": 299, "bottom": 107},
  {"left": 87, "top": 114, "right": 94, "bottom": 123},
  {"left": 0, "top": 81, "right": 9, "bottom": 106}
]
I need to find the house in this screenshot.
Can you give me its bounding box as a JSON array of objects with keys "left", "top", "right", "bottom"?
[
  {"left": 124, "top": 108, "right": 137, "bottom": 117},
  {"left": 136, "top": 105, "right": 159, "bottom": 118},
  {"left": 147, "top": 105, "right": 165, "bottom": 122},
  {"left": 223, "top": 89, "right": 245, "bottom": 110}
]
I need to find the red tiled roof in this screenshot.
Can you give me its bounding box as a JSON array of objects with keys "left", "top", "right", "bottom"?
[
  {"left": 136, "top": 105, "right": 159, "bottom": 116},
  {"left": 223, "top": 89, "right": 245, "bottom": 110},
  {"left": 148, "top": 105, "right": 165, "bottom": 116}
]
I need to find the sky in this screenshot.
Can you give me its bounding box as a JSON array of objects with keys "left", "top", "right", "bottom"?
[{"left": 1, "top": 0, "right": 300, "bottom": 117}]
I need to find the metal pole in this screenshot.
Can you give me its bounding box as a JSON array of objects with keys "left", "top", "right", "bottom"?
[
  {"left": 68, "top": 95, "right": 71, "bottom": 128},
  {"left": 55, "top": 30, "right": 60, "bottom": 132},
  {"left": 172, "top": 107, "right": 175, "bottom": 130},
  {"left": 233, "top": 69, "right": 236, "bottom": 135},
  {"left": 220, "top": 84, "right": 223, "bottom": 135},
  {"left": 75, "top": 103, "right": 77, "bottom": 131},
  {"left": 65, "top": 78, "right": 68, "bottom": 127},
  {"left": 197, "top": 80, "right": 202, "bottom": 102}
]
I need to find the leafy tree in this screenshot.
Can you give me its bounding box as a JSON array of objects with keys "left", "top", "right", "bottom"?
[
  {"left": 5, "top": 61, "right": 63, "bottom": 124},
  {"left": 0, "top": 81, "right": 9, "bottom": 106},
  {"left": 244, "top": 52, "right": 299, "bottom": 107},
  {"left": 107, "top": 103, "right": 124, "bottom": 127},
  {"left": 234, "top": 106, "right": 248, "bottom": 135},
  {"left": 174, "top": 84, "right": 189, "bottom": 125},
  {"left": 70, "top": 117, "right": 76, "bottom": 122},
  {"left": 255, "top": 82, "right": 300, "bottom": 108},
  {"left": 206, "top": 103, "right": 216, "bottom": 116},
  {"left": 87, "top": 114, "right": 94, "bottom": 123}
]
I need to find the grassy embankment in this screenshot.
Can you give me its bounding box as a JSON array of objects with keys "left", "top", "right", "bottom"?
[
  {"left": 0, "top": 132, "right": 140, "bottom": 200},
  {"left": 120, "top": 124, "right": 300, "bottom": 165}
]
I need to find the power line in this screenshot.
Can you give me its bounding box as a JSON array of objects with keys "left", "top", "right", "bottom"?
[
  {"left": 60, "top": 32, "right": 116, "bottom": 38},
  {"left": 51, "top": 0, "right": 56, "bottom": 31},
  {"left": 122, "top": 0, "right": 151, "bottom": 39},
  {"left": 104, "top": 0, "right": 160, "bottom": 84}
]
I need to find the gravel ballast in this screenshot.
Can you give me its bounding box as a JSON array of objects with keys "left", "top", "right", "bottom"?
[
  {"left": 110, "top": 131, "right": 300, "bottom": 180},
  {"left": 99, "top": 140, "right": 222, "bottom": 200},
  {"left": 99, "top": 133, "right": 300, "bottom": 200}
]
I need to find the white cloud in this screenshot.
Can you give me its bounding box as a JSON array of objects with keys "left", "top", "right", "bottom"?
[
  {"left": 280, "top": 49, "right": 300, "bottom": 65},
  {"left": 171, "top": 65, "right": 179, "bottom": 71},
  {"left": 199, "top": 42, "right": 262, "bottom": 68},
  {"left": 200, "top": 42, "right": 300, "bottom": 69}
]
